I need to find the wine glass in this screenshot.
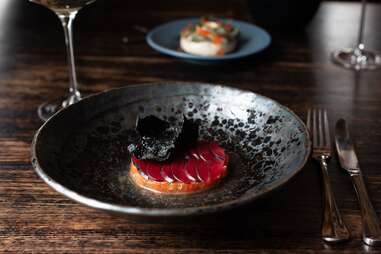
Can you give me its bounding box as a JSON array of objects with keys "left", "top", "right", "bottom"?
[
  {"left": 332, "top": 0, "right": 381, "bottom": 71},
  {"left": 29, "top": 0, "right": 96, "bottom": 121}
]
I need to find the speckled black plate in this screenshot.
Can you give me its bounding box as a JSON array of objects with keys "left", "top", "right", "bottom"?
[{"left": 31, "top": 82, "right": 310, "bottom": 217}]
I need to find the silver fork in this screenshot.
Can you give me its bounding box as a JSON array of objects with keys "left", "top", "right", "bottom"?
[{"left": 307, "top": 109, "right": 350, "bottom": 243}]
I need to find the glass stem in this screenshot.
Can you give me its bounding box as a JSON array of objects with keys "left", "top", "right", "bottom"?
[
  {"left": 58, "top": 12, "right": 81, "bottom": 107},
  {"left": 355, "top": 0, "right": 367, "bottom": 54}
]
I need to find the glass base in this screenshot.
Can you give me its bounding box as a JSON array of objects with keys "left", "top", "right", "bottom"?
[
  {"left": 37, "top": 97, "right": 65, "bottom": 122},
  {"left": 332, "top": 48, "right": 381, "bottom": 70},
  {"left": 38, "top": 93, "right": 83, "bottom": 122}
]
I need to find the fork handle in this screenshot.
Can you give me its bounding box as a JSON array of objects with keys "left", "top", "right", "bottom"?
[
  {"left": 319, "top": 157, "right": 350, "bottom": 243},
  {"left": 350, "top": 173, "right": 381, "bottom": 246}
]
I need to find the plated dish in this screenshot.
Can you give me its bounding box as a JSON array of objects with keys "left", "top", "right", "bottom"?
[
  {"left": 128, "top": 115, "right": 228, "bottom": 194},
  {"left": 146, "top": 18, "right": 271, "bottom": 62},
  {"left": 130, "top": 141, "right": 229, "bottom": 194},
  {"left": 31, "top": 83, "right": 310, "bottom": 217},
  {"left": 180, "top": 17, "right": 240, "bottom": 56}
]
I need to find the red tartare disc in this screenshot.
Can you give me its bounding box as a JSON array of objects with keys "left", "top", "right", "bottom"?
[{"left": 131, "top": 141, "right": 228, "bottom": 192}]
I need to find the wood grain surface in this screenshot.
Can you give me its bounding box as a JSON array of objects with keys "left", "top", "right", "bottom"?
[{"left": 1, "top": 1, "right": 381, "bottom": 253}]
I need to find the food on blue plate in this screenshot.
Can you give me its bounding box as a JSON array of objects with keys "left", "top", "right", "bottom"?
[
  {"left": 128, "top": 115, "right": 228, "bottom": 194},
  {"left": 180, "top": 17, "right": 239, "bottom": 56}
]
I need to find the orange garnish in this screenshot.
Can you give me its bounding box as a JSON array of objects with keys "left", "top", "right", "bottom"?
[
  {"left": 213, "top": 35, "right": 223, "bottom": 45},
  {"left": 217, "top": 48, "right": 225, "bottom": 55},
  {"left": 196, "top": 27, "right": 210, "bottom": 37}
]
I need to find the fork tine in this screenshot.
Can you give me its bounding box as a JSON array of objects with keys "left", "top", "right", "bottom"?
[
  {"left": 312, "top": 109, "right": 318, "bottom": 147},
  {"left": 318, "top": 109, "right": 324, "bottom": 147},
  {"left": 323, "top": 109, "right": 330, "bottom": 147}
]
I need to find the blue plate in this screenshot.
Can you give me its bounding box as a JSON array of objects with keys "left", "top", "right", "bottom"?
[{"left": 146, "top": 18, "right": 271, "bottom": 62}]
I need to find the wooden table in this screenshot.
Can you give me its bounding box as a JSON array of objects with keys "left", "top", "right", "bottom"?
[{"left": 1, "top": 1, "right": 381, "bottom": 253}]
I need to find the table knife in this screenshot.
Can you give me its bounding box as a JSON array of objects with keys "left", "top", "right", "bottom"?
[{"left": 335, "top": 119, "right": 381, "bottom": 246}]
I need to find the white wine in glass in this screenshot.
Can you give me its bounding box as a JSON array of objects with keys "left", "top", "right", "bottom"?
[
  {"left": 29, "top": 0, "right": 96, "bottom": 121},
  {"left": 30, "top": 0, "right": 95, "bottom": 13}
]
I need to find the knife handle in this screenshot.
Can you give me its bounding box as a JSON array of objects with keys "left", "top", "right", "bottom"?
[
  {"left": 351, "top": 173, "right": 381, "bottom": 246},
  {"left": 319, "top": 157, "right": 350, "bottom": 243}
]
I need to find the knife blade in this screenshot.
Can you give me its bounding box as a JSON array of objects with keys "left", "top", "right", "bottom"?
[
  {"left": 335, "top": 118, "right": 381, "bottom": 246},
  {"left": 335, "top": 118, "right": 360, "bottom": 174}
]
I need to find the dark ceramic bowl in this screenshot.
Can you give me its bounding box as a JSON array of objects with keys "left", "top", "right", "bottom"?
[{"left": 31, "top": 83, "right": 310, "bottom": 218}]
